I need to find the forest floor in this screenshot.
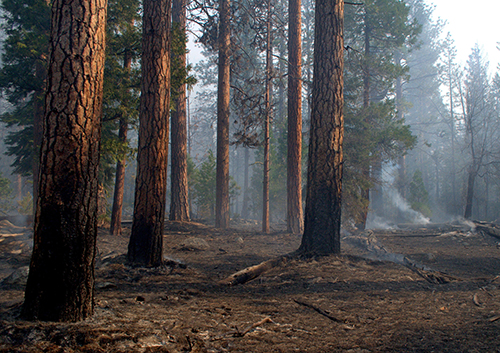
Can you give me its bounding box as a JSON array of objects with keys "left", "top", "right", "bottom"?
[{"left": 0, "top": 218, "right": 500, "bottom": 352}]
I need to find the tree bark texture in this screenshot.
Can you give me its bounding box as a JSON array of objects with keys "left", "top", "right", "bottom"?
[
  {"left": 109, "top": 117, "right": 128, "bottom": 236},
  {"left": 128, "top": 0, "right": 171, "bottom": 267},
  {"left": 170, "top": 0, "right": 190, "bottom": 222},
  {"left": 215, "top": 0, "right": 231, "bottom": 228},
  {"left": 299, "top": 0, "right": 344, "bottom": 256},
  {"left": 22, "top": 0, "right": 107, "bottom": 322},
  {"left": 287, "top": 0, "right": 303, "bottom": 234}
]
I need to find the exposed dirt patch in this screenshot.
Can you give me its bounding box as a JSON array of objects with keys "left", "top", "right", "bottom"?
[{"left": 1, "top": 220, "right": 500, "bottom": 352}]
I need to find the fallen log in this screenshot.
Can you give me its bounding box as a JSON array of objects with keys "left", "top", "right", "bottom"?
[
  {"left": 473, "top": 221, "right": 500, "bottom": 240},
  {"left": 218, "top": 254, "right": 293, "bottom": 286}
]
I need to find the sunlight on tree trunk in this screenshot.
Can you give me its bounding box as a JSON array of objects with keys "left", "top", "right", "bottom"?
[{"left": 299, "top": 0, "right": 344, "bottom": 255}]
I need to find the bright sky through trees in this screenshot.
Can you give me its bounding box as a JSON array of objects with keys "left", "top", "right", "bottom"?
[{"left": 428, "top": 0, "right": 500, "bottom": 72}]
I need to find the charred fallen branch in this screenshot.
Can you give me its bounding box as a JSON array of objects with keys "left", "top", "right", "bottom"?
[
  {"left": 473, "top": 221, "right": 500, "bottom": 241},
  {"left": 218, "top": 255, "right": 293, "bottom": 286}
]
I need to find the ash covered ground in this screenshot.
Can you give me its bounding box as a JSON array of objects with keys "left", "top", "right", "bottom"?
[{"left": 1, "top": 219, "right": 500, "bottom": 352}]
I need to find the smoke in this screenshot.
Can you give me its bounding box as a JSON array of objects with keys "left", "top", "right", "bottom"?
[{"left": 366, "top": 164, "right": 430, "bottom": 229}]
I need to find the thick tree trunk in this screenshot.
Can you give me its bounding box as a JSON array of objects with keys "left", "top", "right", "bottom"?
[
  {"left": 170, "top": 0, "right": 190, "bottom": 222},
  {"left": 22, "top": 0, "right": 107, "bottom": 322},
  {"left": 215, "top": 0, "right": 231, "bottom": 229},
  {"left": 287, "top": 0, "right": 303, "bottom": 234},
  {"left": 299, "top": 0, "right": 344, "bottom": 256},
  {"left": 110, "top": 117, "right": 128, "bottom": 236},
  {"left": 128, "top": 0, "right": 171, "bottom": 267}
]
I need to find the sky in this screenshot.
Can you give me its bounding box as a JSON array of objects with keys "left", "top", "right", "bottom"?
[{"left": 427, "top": 0, "right": 500, "bottom": 74}]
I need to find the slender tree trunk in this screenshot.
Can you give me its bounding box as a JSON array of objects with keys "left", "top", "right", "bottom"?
[
  {"left": 110, "top": 51, "right": 133, "bottom": 236},
  {"left": 449, "top": 67, "right": 457, "bottom": 212},
  {"left": 299, "top": 0, "right": 344, "bottom": 256},
  {"left": 170, "top": 0, "right": 190, "bottom": 221},
  {"left": 287, "top": 0, "right": 303, "bottom": 234},
  {"left": 128, "top": 0, "right": 171, "bottom": 267},
  {"left": 22, "top": 0, "right": 107, "bottom": 322},
  {"left": 215, "top": 0, "right": 231, "bottom": 228},
  {"left": 262, "top": 0, "right": 272, "bottom": 233},
  {"left": 110, "top": 117, "right": 128, "bottom": 236}
]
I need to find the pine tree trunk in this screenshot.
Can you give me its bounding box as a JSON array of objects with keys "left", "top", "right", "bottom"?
[
  {"left": 299, "top": 0, "right": 344, "bottom": 256},
  {"left": 287, "top": 0, "right": 304, "bottom": 234},
  {"left": 110, "top": 117, "right": 128, "bottom": 236},
  {"left": 22, "top": 0, "right": 107, "bottom": 322},
  {"left": 128, "top": 0, "right": 171, "bottom": 267},
  {"left": 262, "top": 0, "right": 272, "bottom": 234},
  {"left": 215, "top": 0, "right": 231, "bottom": 229},
  {"left": 170, "top": 0, "right": 190, "bottom": 222}
]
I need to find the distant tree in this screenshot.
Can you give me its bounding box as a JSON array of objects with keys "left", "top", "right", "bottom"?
[
  {"left": 462, "top": 46, "right": 493, "bottom": 219},
  {"left": 128, "top": 0, "right": 171, "bottom": 267},
  {"left": 298, "top": 0, "right": 344, "bottom": 255},
  {"left": 215, "top": 0, "right": 231, "bottom": 228},
  {"left": 22, "top": 0, "right": 107, "bottom": 321}
]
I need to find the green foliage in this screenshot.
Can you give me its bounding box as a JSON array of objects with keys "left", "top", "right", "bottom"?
[
  {"left": 190, "top": 151, "right": 240, "bottom": 221},
  {"left": 17, "top": 192, "right": 33, "bottom": 215},
  {"left": 408, "top": 170, "right": 431, "bottom": 217},
  {"left": 0, "top": 174, "right": 13, "bottom": 213},
  {"left": 192, "top": 150, "right": 217, "bottom": 219},
  {"left": 0, "top": 0, "right": 50, "bottom": 176},
  {"left": 171, "top": 22, "right": 197, "bottom": 104}
]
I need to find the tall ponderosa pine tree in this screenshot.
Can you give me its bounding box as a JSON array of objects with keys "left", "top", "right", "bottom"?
[
  {"left": 22, "top": 0, "right": 107, "bottom": 322},
  {"left": 215, "top": 0, "right": 231, "bottom": 228},
  {"left": 170, "top": 0, "right": 191, "bottom": 222},
  {"left": 128, "top": 0, "right": 171, "bottom": 267},
  {"left": 287, "top": 0, "right": 303, "bottom": 234},
  {"left": 299, "top": 0, "right": 344, "bottom": 255}
]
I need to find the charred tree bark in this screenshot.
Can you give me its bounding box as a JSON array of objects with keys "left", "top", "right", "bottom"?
[
  {"left": 22, "top": 0, "right": 107, "bottom": 322},
  {"left": 110, "top": 117, "right": 128, "bottom": 236},
  {"left": 128, "top": 0, "right": 171, "bottom": 267},
  {"left": 286, "top": 0, "right": 304, "bottom": 234},
  {"left": 298, "top": 0, "right": 344, "bottom": 256},
  {"left": 215, "top": 0, "right": 231, "bottom": 229},
  {"left": 170, "top": 0, "right": 190, "bottom": 222}
]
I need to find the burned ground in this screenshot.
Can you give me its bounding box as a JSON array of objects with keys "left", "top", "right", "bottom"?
[{"left": 0, "top": 219, "right": 499, "bottom": 352}]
